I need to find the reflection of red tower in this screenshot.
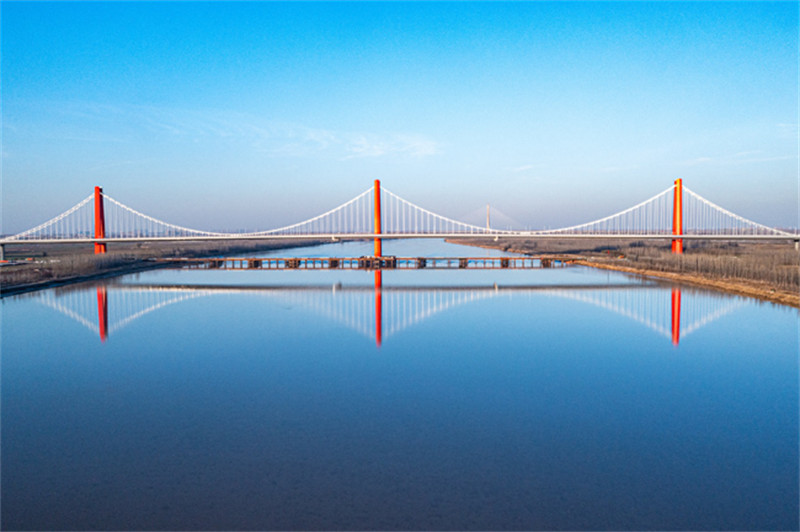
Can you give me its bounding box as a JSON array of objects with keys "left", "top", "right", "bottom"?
[
  {"left": 94, "top": 186, "right": 107, "bottom": 254},
  {"left": 97, "top": 286, "right": 108, "bottom": 342},
  {"left": 671, "top": 288, "right": 681, "bottom": 346},
  {"left": 375, "top": 271, "right": 383, "bottom": 348}
]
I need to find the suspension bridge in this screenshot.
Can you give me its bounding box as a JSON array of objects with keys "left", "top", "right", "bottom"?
[
  {"left": 1, "top": 179, "right": 796, "bottom": 260},
  {"left": 36, "top": 278, "right": 744, "bottom": 347}
]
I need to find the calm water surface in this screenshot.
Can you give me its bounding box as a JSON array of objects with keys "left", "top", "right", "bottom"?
[{"left": 2, "top": 240, "right": 798, "bottom": 530}]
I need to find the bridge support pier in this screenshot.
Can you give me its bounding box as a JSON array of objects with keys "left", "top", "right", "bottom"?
[{"left": 0, "top": 244, "right": 4, "bottom": 261}]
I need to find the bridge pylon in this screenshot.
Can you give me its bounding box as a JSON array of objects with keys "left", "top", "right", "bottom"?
[
  {"left": 672, "top": 178, "right": 683, "bottom": 254},
  {"left": 374, "top": 179, "right": 382, "bottom": 257},
  {"left": 94, "top": 186, "right": 107, "bottom": 254}
]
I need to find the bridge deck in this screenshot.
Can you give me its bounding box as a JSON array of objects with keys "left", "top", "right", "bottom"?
[{"left": 158, "top": 256, "right": 578, "bottom": 271}]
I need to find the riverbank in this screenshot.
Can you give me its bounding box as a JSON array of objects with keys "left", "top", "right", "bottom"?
[
  {"left": 0, "top": 259, "right": 172, "bottom": 297},
  {"left": 574, "top": 258, "right": 799, "bottom": 308},
  {"left": 0, "top": 239, "right": 322, "bottom": 297},
  {"left": 451, "top": 238, "right": 799, "bottom": 309},
  {"left": 4, "top": 238, "right": 798, "bottom": 308}
]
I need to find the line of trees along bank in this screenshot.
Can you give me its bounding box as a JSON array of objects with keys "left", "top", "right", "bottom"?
[{"left": 474, "top": 238, "right": 799, "bottom": 292}]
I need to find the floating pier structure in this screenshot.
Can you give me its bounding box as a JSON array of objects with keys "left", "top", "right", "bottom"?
[{"left": 159, "top": 256, "right": 578, "bottom": 271}]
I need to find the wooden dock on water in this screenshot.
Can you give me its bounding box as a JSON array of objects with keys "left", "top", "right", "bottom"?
[{"left": 158, "top": 256, "right": 579, "bottom": 271}]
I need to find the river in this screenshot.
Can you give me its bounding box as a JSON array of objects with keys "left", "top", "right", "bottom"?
[{"left": 2, "top": 240, "right": 797, "bottom": 530}]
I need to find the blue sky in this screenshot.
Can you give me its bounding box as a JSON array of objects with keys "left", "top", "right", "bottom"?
[{"left": 2, "top": 1, "right": 797, "bottom": 233}]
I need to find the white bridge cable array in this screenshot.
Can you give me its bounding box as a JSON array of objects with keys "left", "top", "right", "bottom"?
[
  {"left": 5, "top": 181, "right": 794, "bottom": 240},
  {"left": 381, "top": 187, "right": 503, "bottom": 234},
  {"left": 240, "top": 186, "right": 499, "bottom": 235},
  {"left": 102, "top": 195, "right": 230, "bottom": 238},
  {"left": 681, "top": 186, "right": 792, "bottom": 236},
  {"left": 535, "top": 186, "right": 675, "bottom": 235},
  {"left": 7, "top": 194, "right": 95, "bottom": 240}
]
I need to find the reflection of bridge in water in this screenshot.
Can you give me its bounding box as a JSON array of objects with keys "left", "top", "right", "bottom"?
[{"left": 36, "top": 276, "right": 746, "bottom": 347}]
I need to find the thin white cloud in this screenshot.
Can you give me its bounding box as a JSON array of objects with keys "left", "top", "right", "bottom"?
[
  {"left": 731, "top": 150, "right": 762, "bottom": 158},
  {"left": 680, "top": 156, "right": 715, "bottom": 167},
  {"left": 680, "top": 153, "right": 796, "bottom": 167},
  {"left": 46, "top": 102, "right": 441, "bottom": 161},
  {"left": 344, "top": 136, "right": 388, "bottom": 159},
  {"left": 600, "top": 164, "right": 640, "bottom": 174},
  {"left": 507, "top": 163, "right": 546, "bottom": 173},
  {"left": 775, "top": 123, "right": 798, "bottom": 140},
  {"left": 739, "top": 155, "right": 796, "bottom": 163},
  {"left": 86, "top": 159, "right": 156, "bottom": 172},
  {"left": 342, "top": 134, "right": 438, "bottom": 160}
]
